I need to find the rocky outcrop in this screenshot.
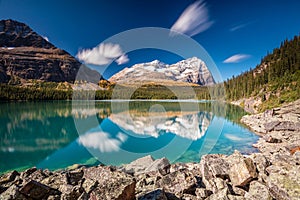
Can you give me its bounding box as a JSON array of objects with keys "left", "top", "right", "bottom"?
[
  {"left": 0, "top": 166, "right": 136, "bottom": 200},
  {"left": 241, "top": 99, "right": 300, "bottom": 134},
  {"left": 0, "top": 19, "right": 101, "bottom": 83},
  {"left": 1, "top": 147, "right": 300, "bottom": 200}
]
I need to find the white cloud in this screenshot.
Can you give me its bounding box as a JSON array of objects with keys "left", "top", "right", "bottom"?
[
  {"left": 77, "top": 43, "right": 129, "bottom": 66},
  {"left": 223, "top": 54, "right": 251, "bottom": 63},
  {"left": 170, "top": 0, "right": 213, "bottom": 36},
  {"left": 42, "top": 36, "right": 49, "bottom": 42},
  {"left": 78, "top": 131, "right": 127, "bottom": 153},
  {"left": 116, "top": 54, "right": 129, "bottom": 65}
]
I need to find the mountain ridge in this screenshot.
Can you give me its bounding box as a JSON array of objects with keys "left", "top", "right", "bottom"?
[
  {"left": 109, "top": 57, "right": 215, "bottom": 86},
  {"left": 0, "top": 19, "right": 101, "bottom": 84}
]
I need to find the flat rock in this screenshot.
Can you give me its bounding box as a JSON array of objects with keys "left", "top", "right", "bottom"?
[
  {"left": 274, "top": 121, "right": 300, "bottom": 131},
  {"left": 120, "top": 155, "right": 154, "bottom": 175},
  {"left": 84, "top": 166, "right": 136, "bottom": 200},
  {"left": 120, "top": 156, "right": 170, "bottom": 176},
  {"left": 41, "top": 173, "right": 68, "bottom": 190},
  {"left": 264, "top": 121, "right": 280, "bottom": 132},
  {"left": 263, "top": 134, "right": 282, "bottom": 143},
  {"left": 20, "top": 180, "right": 60, "bottom": 199},
  {"left": 245, "top": 181, "right": 272, "bottom": 200},
  {"left": 265, "top": 164, "right": 300, "bottom": 200},
  {"left": 145, "top": 157, "right": 170, "bottom": 175}
]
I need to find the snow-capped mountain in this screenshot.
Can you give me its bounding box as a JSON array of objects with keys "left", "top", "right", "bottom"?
[
  {"left": 109, "top": 111, "right": 213, "bottom": 140},
  {"left": 109, "top": 57, "right": 215, "bottom": 85}
]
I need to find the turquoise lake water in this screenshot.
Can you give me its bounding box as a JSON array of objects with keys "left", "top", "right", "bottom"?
[{"left": 0, "top": 101, "right": 259, "bottom": 174}]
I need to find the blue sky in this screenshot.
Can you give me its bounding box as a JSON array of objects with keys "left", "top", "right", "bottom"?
[{"left": 1, "top": 0, "right": 300, "bottom": 80}]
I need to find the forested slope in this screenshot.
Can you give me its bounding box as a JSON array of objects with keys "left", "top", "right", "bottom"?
[{"left": 224, "top": 35, "right": 300, "bottom": 111}]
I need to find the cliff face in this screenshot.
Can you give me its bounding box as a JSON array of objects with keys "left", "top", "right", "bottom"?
[{"left": 0, "top": 19, "right": 100, "bottom": 83}]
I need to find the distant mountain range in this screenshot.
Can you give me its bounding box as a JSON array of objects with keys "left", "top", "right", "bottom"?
[
  {"left": 109, "top": 57, "right": 215, "bottom": 86},
  {"left": 0, "top": 19, "right": 101, "bottom": 84}
]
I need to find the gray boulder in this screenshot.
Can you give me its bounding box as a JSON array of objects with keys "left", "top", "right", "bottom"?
[
  {"left": 244, "top": 181, "right": 272, "bottom": 200},
  {"left": 265, "top": 164, "right": 300, "bottom": 200},
  {"left": 0, "top": 185, "right": 27, "bottom": 200},
  {"left": 19, "top": 180, "right": 60, "bottom": 199},
  {"left": 228, "top": 152, "right": 257, "bottom": 187},
  {"left": 200, "top": 154, "right": 230, "bottom": 191},
  {"left": 84, "top": 166, "right": 136, "bottom": 200},
  {"left": 119, "top": 156, "right": 170, "bottom": 176}
]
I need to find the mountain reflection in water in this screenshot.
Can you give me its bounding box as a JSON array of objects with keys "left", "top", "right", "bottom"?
[{"left": 0, "top": 101, "right": 259, "bottom": 173}]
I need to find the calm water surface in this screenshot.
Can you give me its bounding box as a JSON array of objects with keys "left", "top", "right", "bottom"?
[{"left": 0, "top": 101, "right": 259, "bottom": 174}]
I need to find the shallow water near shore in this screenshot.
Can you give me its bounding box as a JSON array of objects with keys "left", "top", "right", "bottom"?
[{"left": 0, "top": 100, "right": 259, "bottom": 174}]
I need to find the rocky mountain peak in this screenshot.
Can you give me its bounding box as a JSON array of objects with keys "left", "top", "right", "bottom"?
[
  {"left": 0, "top": 19, "right": 54, "bottom": 49},
  {"left": 0, "top": 19, "right": 100, "bottom": 83},
  {"left": 109, "top": 57, "right": 215, "bottom": 86}
]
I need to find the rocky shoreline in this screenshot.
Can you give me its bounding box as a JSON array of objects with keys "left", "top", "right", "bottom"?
[{"left": 1, "top": 100, "right": 299, "bottom": 200}]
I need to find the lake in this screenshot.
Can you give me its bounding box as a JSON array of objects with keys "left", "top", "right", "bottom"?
[{"left": 0, "top": 100, "right": 259, "bottom": 174}]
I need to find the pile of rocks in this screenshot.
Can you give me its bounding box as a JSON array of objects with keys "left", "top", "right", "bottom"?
[
  {"left": 0, "top": 165, "right": 136, "bottom": 200},
  {"left": 1, "top": 149, "right": 299, "bottom": 199},
  {"left": 241, "top": 99, "right": 300, "bottom": 134}
]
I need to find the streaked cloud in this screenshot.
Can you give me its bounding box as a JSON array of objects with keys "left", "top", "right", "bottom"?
[
  {"left": 223, "top": 54, "right": 251, "bottom": 63},
  {"left": 230, "top": 22, "right": 253, "bottom": 32},
  {"left": 77, "top": 43, "right": 129, "bottom": 66},
  {"left": 170, "top": 0, "right": 213, "bottom": 36}
]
